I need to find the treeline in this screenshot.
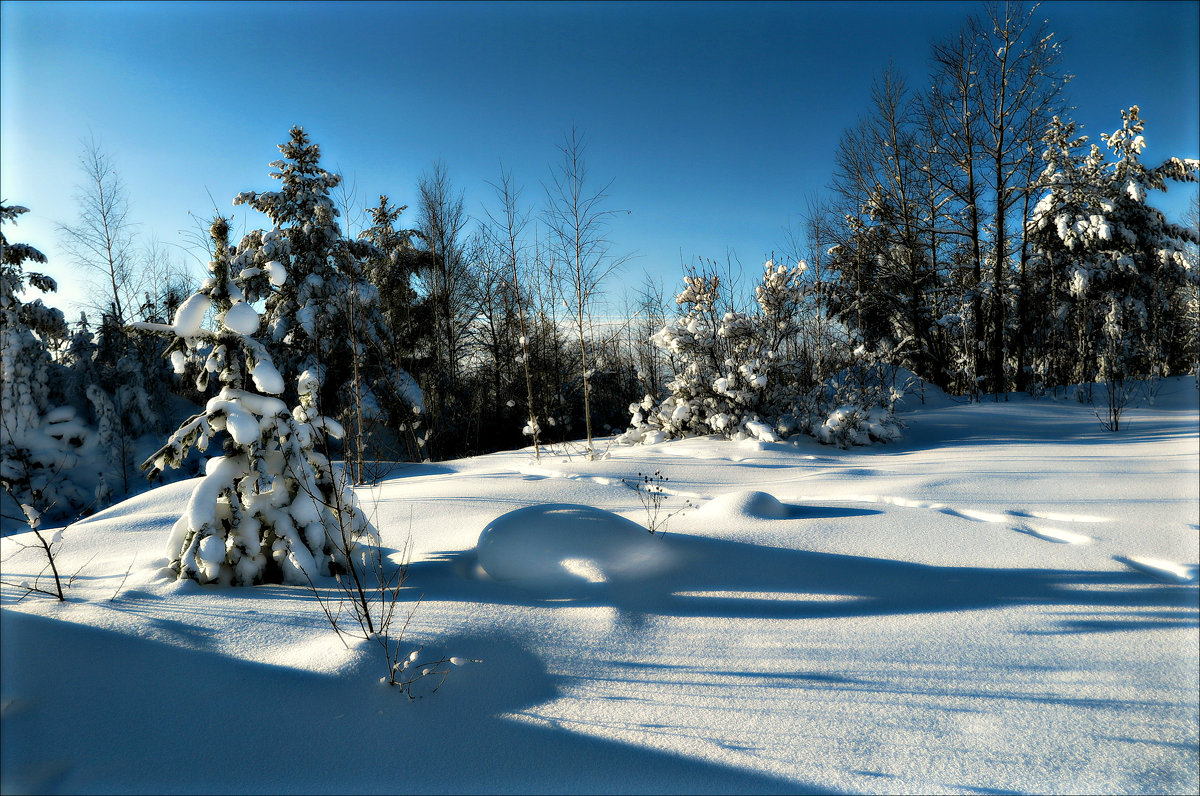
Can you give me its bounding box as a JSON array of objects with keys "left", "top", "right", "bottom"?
[
  {"left": 2, "top": 125, "right": 654, "bottom": 530},
  {"left": 625, "top": 3, "right": 1197, "bottom": 447},
  {"left": 3, "top": 1, "right": 1197, "bottom": 534}
]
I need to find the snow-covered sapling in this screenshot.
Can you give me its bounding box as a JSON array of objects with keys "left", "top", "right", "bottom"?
[
  {"left": 139, "top": 217, "right": 378, "bottom": 587},
  {"left": 383, "top": 643, "right": 480, "bottom": 700}
]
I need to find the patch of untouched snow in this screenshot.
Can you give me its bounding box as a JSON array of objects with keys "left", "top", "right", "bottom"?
[
  {"left": 1022, "top": 510, "right": 1109, "bottom": 523},
  {"left": 476, "top": 503, "right": 673, "bottom": 584},
  {"left": 1019, "top": 524, "right": 1092, "bottom": 545},
  {"left": 952, "top": 508, "right": 1012, "bottom": 523},
  {"left": 697, "top": 489, "right": 790, "bottom": 519}
]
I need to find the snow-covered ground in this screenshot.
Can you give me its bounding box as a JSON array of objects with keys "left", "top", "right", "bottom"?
[{"left": 3, "top": 378, "right": 1198, "bottom": 794}]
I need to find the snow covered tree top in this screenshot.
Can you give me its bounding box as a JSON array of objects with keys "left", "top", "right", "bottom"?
[{"left": 1, "top": 203, "right": 54, "bottom": 304}]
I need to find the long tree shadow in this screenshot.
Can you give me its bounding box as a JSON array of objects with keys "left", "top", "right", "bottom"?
[
  {"left": 404, "top": 532, "right": 1199, "bottom": 627},
  {"left": 0, "top": 609, "right": 824, "bottom": 795},
  {"left": 892, "top": 400, "right": 1199, "bottom": 451}
]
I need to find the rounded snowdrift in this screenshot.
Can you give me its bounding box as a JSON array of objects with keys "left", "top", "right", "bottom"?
[
  {"left": 476, "top": 503, "right": 673, "bottom": 584},
  {"left": 697, "top": 489, "right": 789, "bottom": 519}
]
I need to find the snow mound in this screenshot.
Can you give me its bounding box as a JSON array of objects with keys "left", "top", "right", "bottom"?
[
  {"left": 697, "top": 489, "right": 789, "bottom": 519},
  {"left": 476, "top": 503, "right": 673, "bottom": 583}
]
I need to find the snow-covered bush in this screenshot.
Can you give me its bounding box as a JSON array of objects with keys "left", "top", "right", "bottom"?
[
  {"left": 140, "top": 218, "right": 378, "bottom": 585},
  {"left": 620, "top": 261, "right": 903, "bottom": 449},
  {"left": 1, "top": 204, "right": 101, "bottom": 530},
  {"left": 620, "top": 264, "right": 802, "bottom": 443}
]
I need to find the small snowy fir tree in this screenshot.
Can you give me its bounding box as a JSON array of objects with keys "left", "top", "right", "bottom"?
[
  {"left": 357, "top": 195, "right": 427, "bottom": 461},
  {"left": 140, "top": 218, "right": 378, "bottom": 585},
  {"left": 0, "top": 203, "right": 96, "bottom": 528}
]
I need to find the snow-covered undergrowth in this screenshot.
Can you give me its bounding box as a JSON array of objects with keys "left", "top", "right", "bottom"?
[
  {"left": 2, "top": 378, "right": 1197, "bottom": 794},
  {"left": 619, "top": 266, "right": 908, "bottom": 450}
]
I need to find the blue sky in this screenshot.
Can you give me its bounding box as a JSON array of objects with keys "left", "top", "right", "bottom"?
[{"left": 2, "top": 0, "right": 1197, "bottom": 316}]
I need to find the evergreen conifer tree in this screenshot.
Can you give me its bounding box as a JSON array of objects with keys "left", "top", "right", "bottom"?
[
  {"left": 1, "top": 204, "right": 93, "bottom": 528},
  {"left": 1028, "top": 107, "right": 1199, "bottom": 409},
  {"left": 233, "top": 127, "right": 422, "bottom": 462},
  {"left": 142, "top": 217, "right": 378, "bottom": 585}
]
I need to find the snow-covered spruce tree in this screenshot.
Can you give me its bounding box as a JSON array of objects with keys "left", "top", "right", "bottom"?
[
  {"left": 1025, "top": 115, "right": 1100, "bottom": 392},
  {"left": 140, "top": 217, "right": 378, "bottom": 586},
  {"left": 358, "top": 195, "right": 427, "bottom": 463},
  {"left": 0, "top": 204, "right": 96, "bottom": 531},
  {"left": 1099, "top": 108, "right": 1200, "bottom": 384},
  {"left": 1028, "top": 107, "right": 1199, "bottom": 417},
  {"left": 233, "top": 127, "right": 422, "bottom": 468}
]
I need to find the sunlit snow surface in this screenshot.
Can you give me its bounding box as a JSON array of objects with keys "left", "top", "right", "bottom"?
[{"left": 2, "top": 378, "right": 1198, "bottom": 794}]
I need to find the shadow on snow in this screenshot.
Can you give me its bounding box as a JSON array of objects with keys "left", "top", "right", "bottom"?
[
  {"left": 405, "top": 531, "right": 1199, "bottom": 627},
  {"left": 0, "top": 609, "right": 820, "bottom": 795}
]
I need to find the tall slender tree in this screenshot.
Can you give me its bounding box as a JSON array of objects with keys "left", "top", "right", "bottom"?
[
  {"left": 414, "top": 162, "right": 473, "bottom": 457},
  {"left": 544, "top": 127, "right": 627, "bottom": 459}
]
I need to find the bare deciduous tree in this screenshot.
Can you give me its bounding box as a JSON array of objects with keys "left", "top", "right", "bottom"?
[
  {"left": 485, "top": 165, "right": 542, "bottom": 460},
  {"left": 543, "top": 127, "right": 628, "bottom": 460},
  {"left": 415, "top": 162, "right": 474, "bottom": 456},
  {"left": 928, "top": 2, "right": 1068, "bottom": 395},
  {"left": 58, "top": 136, "right": 138, "bottom": 325},
  {"left": 416, "top": 162, "right": 471, "bottom": 386}
]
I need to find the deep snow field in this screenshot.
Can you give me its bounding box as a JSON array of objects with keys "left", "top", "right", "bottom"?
[{"left": 2, "top": 378, "right": 1198, "bottom": 795}]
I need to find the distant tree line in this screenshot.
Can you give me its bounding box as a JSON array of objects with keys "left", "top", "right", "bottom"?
[
  {"left": 2, "top": 124, "right": 647, "bottom": 530},
  {"left": 3, "top": 1, "right": 1196, "bottom": 533}
]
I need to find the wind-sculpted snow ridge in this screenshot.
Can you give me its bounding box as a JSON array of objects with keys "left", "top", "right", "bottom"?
[{"left": 1115, "top": 556, "right": 1198, "bottom": 584}]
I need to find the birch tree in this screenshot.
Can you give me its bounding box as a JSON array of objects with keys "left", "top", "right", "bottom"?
[{"left": 544, "top": 128, "right": 627, "bottom": 459}]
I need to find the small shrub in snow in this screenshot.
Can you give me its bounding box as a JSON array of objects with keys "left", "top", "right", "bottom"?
[
  {"left": 621, "top": 470, "right": 692, "bottom": 535},
  {"left": 814, "top": 404, "right": 901, "bottom": 448},
  {"left": 620, "top": 262, "right": 903, "bottom": 449}
]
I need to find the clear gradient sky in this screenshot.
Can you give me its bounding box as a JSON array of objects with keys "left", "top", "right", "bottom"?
[{"left": 2, "top": 0, "right": 1198, "bottom": 317}]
